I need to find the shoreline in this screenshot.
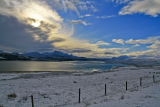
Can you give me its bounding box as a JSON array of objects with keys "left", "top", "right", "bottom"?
[{"left": 1, "top": 65, "right": 160, "bottom": 80}]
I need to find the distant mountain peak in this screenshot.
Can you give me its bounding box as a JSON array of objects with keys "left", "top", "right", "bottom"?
[
  {"left": 0, "top": 50, "right": 7, "bottom": 53},
  {"left": 20, "top": 51, "right": 75, "bottom": 58}
]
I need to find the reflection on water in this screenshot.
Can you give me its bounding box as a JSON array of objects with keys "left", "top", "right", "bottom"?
[{"left": 0, "top": 61, "right": 126, "bottom": 72}]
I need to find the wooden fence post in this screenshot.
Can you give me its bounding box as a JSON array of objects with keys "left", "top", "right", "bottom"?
[
  {"left": 79, "top": 88, "right": 81, "bottom": 103},
  {"left": 153, "top": 75, "right": 155, "bottom": 83},
  {"left": 126, "top": 81, "right": 127, "bottom": 90},
  {"left": 31, "top": 95, "right": 34, "bottom": 107},
  {"left": 105, "top": 84, "right": 106, "bottom": 96},
  {"left": 140, "top": 77, "right": 142, "bottom": 86}
]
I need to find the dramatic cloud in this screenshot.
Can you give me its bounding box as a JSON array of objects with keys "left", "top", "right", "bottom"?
[
  {"left": 96, "top": 41, "right": 111, "bottom": 46},
  {"left": 69, "top": 20, "right": 91, "bottom": 26},
  {"left": 96, "top": 15, "right": 115, "bottom": 19},
  {"left": 2, "top": 0, "right": 158, "bottom": 58},
  {"left": 0, "top": 0, "right": 65, "bottom": 43},
  {"left": 112, "top": 39, "right": 125, "bottom": 45},
  {"left": 119, "top": 0, "right": 160, "bottom": 17},
  {"left": 0, "top": 0, "right": 102, "bottom": 58},
  {"left": 0, "top": 15, "right": 54, "bottom": 52}
]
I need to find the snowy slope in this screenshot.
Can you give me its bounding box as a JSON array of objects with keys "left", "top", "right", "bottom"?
[{"left": 0, "top": 66, "right": 160, "bottom": 107}]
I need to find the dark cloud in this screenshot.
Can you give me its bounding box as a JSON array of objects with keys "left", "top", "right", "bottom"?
[
  {"left": 69, "top": 49, "right": 92, "bottom": 53},
  {"left": 24, "top": 18, "right": 58, "bottom": 41},
  {"left": 40, "top": 21, "right": 57, "bottom": 31},
  {"left": 104, "top": 52, "right": 115, "bottom": 55},
  {"left": 0, "top": 15, "right": 55, "bottom": 53}
]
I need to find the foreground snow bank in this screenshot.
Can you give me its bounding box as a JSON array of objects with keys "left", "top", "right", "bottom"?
[{"left": 0, "top": 66, "right": 160, "bottom": 107}]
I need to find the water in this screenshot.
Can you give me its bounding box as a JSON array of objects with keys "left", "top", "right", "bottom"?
[{"left": 0, "top": 61, "right": 126, "bottom": 72}]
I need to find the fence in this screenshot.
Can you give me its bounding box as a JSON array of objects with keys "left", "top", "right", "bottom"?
[{"left": 3, "top": 74, "right": 160, "bottom": 107}]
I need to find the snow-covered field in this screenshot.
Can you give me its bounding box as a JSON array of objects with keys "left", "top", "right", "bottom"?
[{"left": 0, "top": 66, "right": 160, "bottom": 107}]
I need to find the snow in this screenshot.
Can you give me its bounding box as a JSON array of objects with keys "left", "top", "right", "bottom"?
[
  {"left": 0, "top": 66, "right": 160, "bottom": 107},
  {"left": 0, "top": 72, "right": 49, "bottom": 80},
  {"left": 0, "top": 56, "right": 5, "bottom": 59},
  {"left": 72, "top": 73, "right": 84, "bottom": 76}
]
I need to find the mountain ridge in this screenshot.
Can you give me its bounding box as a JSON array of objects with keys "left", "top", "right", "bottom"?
[
  {"left": 0, "top": 50, "right": 133, "bottom": 61},
  {"left": 0, "top": 50, "right": 87, "bottom": 61}
]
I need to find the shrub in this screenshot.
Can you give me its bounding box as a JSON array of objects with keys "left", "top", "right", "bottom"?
[
  {"left": 120, "top": 95, "right": 124, "bottom": 99},
  {"left": 7, "top": 93, "right": 17, "bottom": 98}
]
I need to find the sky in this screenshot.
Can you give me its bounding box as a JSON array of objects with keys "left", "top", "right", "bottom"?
[{"left": 0, "top": 0, "right": 160, "bottom": 58}]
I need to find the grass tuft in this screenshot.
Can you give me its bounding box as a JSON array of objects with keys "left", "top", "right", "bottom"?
[{"left": 7, "top": 93, "right": 17, "bottom": 98}]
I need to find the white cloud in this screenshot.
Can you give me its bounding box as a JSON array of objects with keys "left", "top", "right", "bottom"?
[
  {"left": 96, "top": 41, "right": 111, "bottom": 46},
  {"left": 125, "top": 36, "right": 160, "bottom": 44},
  {"left": 147, "top": 40, "right": 160, "bottom": 49},
  {"left": 126, "top": 49, "right": 160, "bottom": 58},
  {"left": 84, "top": 14, "right": 92, "bottom": 17},
  {"left": 125, "top": 38, "right": 153, "bottom": 44},
  {"left": 119, "top": 0, "right": 160, "bottom": 17},
  {"left": 80, "top": 14, "right": 92, "bottom": 18},
  {"left": 126, "top": 36, "right": 160, "bottom": 49},
  {"left": 96, "top": 15, "right": 115, "bottom": 19},
  {"left": 112, "top": 39, "right": 125, "bottom": 45},
  {"left": 147, "top": 44, "right": 160, "bottom": 49},
  {"left": 69, "top": 20, "right": 91, "bottom": 26}
]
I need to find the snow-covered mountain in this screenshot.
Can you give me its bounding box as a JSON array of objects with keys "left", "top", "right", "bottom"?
[
  {"left": 21, "top": 52, "right": 42, "bottom": 58},
  {"left": 0, "top": 50, "right": 88, "bottom": 61},
  {"left": 41, "top": 51, "right": 74, "bottom": 58}
]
